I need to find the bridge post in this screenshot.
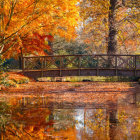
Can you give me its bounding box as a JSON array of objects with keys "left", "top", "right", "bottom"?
[
  {"left": 134, "top": 55, "right": 136, "bottom": 77},
  {"left": 41, "top": 57, "right": 44, "bottom": 77},
  {"left": 78, "top": 56, "right": 81, "bottom": 76},
  {"left": 115, "top": 55, "right": 118, "bottom": 76},
  {"left": 22, "top": 57, "right": 25, "bottom": 72},
  {"left": 60, "top": 56, "right": 63, "bottom": 77},
  {"left": 97, "top": 55, "right": 99, "bottom": 76}
]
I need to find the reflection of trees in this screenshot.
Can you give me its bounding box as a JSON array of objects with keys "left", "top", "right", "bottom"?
[
  {"left": 52, "top": 109, "right": 76, "bottom": 131},
  {"left": 46, "top": 97, "right": 140, "bottom": 140},
  {"left": 118, "top": 107, "right": 140, "bottom": 139},
  {"left": 76, "top": 98, "right": 140, "bottom": 140},
  {"left": 0, "top": 97, "right": 52, "bottom": 139},
  {"left": 47, "top": 106, "right": 77, "bottom": 139},
  {"left": 107, "top": 101, "right": 118, "bottom": 140},
  {"left": 0, "top": 102, "right": 13, "bottom": 139},
  {"left": 12, "top": 97, "right": 53, "bottom": 139},
  {"left": 133, "top": 86, "right": 140, "bottom": 106},
  {"left": 0, "top": 95, "right": 140, "bottom": 139},
  {"left": 0, "top": 97, "right": 77, "bottom": 139},
  {"left": 79, "top": 108, "right": 108, "bottom": 140},
  {"left": 0, "top": 101, "right": 26, "bottom": 139}
]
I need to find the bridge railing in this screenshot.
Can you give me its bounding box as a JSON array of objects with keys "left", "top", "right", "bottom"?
[{"left": 22, "top": 54, "right": 140, "bottom": 71}]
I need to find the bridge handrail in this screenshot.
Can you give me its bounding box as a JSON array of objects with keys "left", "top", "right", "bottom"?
[
  {"left": 22, "top": 54, "right": 140, "bottom": 75},
  {"left": 22, "top": 54, "right": 140, "bottom": 58}
]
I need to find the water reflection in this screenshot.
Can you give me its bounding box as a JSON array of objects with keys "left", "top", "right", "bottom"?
[{"left": 0, "top": 91, "right": 140, "bottom": 140}]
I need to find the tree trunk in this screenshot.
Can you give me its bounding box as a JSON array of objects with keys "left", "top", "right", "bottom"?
[
  {"left": 0, "top": 0, "right": 5, "bottom": 54},
  {"left": 108, "top": 0, "right": 118, "bottom": 54}
]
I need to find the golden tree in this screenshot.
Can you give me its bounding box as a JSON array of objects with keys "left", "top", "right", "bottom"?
[
  {"left": 0, "top": 0, "right": 80, "bottom": 58},
  {"left": 79, "top": 0, "right": 140, "bottom": 54}
]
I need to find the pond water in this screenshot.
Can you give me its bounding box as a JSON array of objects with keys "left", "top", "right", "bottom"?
[{"left": 0, "top": 84, "right": 140, "bottom": 140}]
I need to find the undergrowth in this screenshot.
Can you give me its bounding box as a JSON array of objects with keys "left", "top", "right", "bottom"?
[{"left": 0, "top": 56, "right": 29, "bottom": 90}]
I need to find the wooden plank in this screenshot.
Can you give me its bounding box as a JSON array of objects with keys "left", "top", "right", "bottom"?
[
  {"left": 22, "top": 54, "right": 140, "bottom": 59},
  {"left": 23, "top": 69, "right": 140, "bottom": 78}
]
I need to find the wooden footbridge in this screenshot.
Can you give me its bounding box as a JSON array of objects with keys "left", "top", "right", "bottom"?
[{"left": 22, "top": 54, "right": 140, "bottom": 79}]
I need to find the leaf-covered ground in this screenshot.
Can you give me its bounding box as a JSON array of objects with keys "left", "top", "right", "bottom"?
[{"left": 1, "top": 81, "right": 139, "bottom": 107}]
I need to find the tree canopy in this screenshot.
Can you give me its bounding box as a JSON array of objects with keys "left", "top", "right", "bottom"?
[
  {"left": 79, "top": 0, "right": 140, "bottom": 54},
  {"left": 0, "top": 0, "right": 139, "bottom": 57},
  {"left": 0, "top": 0, "right": 80, "bottom": 58}
]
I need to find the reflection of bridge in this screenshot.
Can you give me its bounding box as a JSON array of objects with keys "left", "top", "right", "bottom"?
[
  {"left": 22, "top": 54, "right": 140, "bottom": 79},
  {"left": 18, "top": 96, "right": 113, "bottom": 109}
]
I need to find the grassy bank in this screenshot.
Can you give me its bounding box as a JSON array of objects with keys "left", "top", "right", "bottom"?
[{"left": 38, "top": 76, "right": 139, "bottom": 82}]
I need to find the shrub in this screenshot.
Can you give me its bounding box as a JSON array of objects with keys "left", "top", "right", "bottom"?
[
  {"left": 11, "top": 77, "right": 29, "bottom": 84},
  {"left": 138, "top": 78, "right": 140, "bottom": 84},
  {"left": 0, "top": 56, "right": 10, "bottom": 88},
  {"left": 3, "top": 80, "right": 17, "bottom": 87}
]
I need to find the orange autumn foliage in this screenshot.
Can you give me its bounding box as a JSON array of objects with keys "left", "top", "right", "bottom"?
[{"left": 0, "top": 0, "right": 80, "bottom": 58}]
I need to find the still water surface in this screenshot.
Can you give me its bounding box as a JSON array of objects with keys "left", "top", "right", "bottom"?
[{"left": 0, "top": 88, "right": 140, "bottom": 140}]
